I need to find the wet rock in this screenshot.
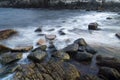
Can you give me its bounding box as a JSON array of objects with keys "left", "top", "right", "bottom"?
[
  {"left": 52, "top": 51, "right": 70, "bottom": 60},
  {"left": 106, "top": 17, "right": 112, "bottom": 20},
  {"left": 0, "top": 52, "right": 22, "bottom": 65},
  {"left": 11, "top": 46, "right": 33, "bottom": 52},
  {"left": 58, "top": 30, "right": 66, "bottom": 35},
  {"left": 96, "top": 55, "right": 120, "bottom": 73},
  {"left": 35, "top": 27, "right": 42, "bottom": 32},
  {"left": 0, "top": 29, "right": 17, "bottom": 40},
  {"left": 48, "top": 44, "right": 57, "bottom": 53},
  {"left": 28, "top": 47, "right": 47, "bottom": 62},
  {"left": 80, "top": 75, "right": 103, "bottom": 80},
  {"left": 98, "top": 67, "right": 120, "bottom": 80},
  {"left": 74, "top": 38, "right": 87, "bottom": 46},
  {"left": 85, "top": 46, "right": 97, "bottom": 54},
  {"left": 88, "top": 22, "right": 99, "bottom": 30},
  {"left": 45, "top": 34, "right": 56, "bottom": 40},
  {"left": 0, "top": 44, "right": 12, "bottom": 54},
  {"left": 115, "top": 33, "right": 120, "bottom": 39},
  {"left": 40, "top": 45, "right": 47, "bottom": 51},
  {"left": 63, "top": 43, "right": 79, "bottom": 57},
  {"left": 14, "top": 60, "right": 80, "bottom": 80},
  {"left": 37, "top": 39, "right": 46, "bottom": 46},
  {"left": 47, "top": 29, "right": 55, "bottom": 31},
  {"left": 75, "top": 52, "right": 93, "bottom": 62}
]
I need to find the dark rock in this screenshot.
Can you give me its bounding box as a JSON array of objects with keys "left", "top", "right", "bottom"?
[
  {"left": 11, "top": 46, "right": 33, "bottom": 52},
  {"left": 78, "top": 46, "right": 85, "bottom": 52},
  {"left": 14, "top": 60, "right": 80, "bottom": 80},
  {"left": 58, "top": 30, "right": 66, "bottom": 35},
  {"left": 106, "top": 17, "right": 112, "bottom": 20},
  {"left": 52, "top": 51, "right": 70, "bottom": 60},
  {"left": 48, "top": 44, "right": 57, "bottom": 53},
  {"left": 74, "top": 38, "right": 87, "bottom": 46},
  {"left": 85, "top": 46, "right": 97, "bottom": 54},
  {"left": 98, "top": 67, "right": 120, "bottom": 80},
  {"left": 80, "top": 75, "right": 103, "bottom": 80},
  {"left": 115, "top": 33, "right": 120, "bottom": 39},
  {"left": 0, "top": 52, "right": 22, "bottom": 65},
  {"left": 35, "top": 27, "right": 42, "bottom": 32},
  {"left": 0, "top": 29, "right": 17, "bottom": 40},
  {"left": 28, "top": 47, "right": 47, "bottom": 62},
  {"left": 47, "top": 29, "right": 55, "bottom": 31},
  {"left": 75, "top": 52, "right": 93, "bottom": 62},
  {"left": 0, "top": 44, "right": 12, "bottom": 54},
  {"left": 88, "top": 22, "right": 99, "bottom": 30},
  {"left": 63, "top": 43, "right": 79, "bottom": 57}
]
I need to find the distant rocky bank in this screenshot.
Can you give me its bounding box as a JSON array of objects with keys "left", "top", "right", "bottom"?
[{"left": 0, "top": 0, "right": 120, "bottom": 12}]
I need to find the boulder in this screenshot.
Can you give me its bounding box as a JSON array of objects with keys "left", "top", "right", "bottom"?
[
  {"left": 14, "top": 60, "right": 80, "bottom": 80},
  {"left": 75, "top": 52, "right": 93, "bottom": 62},
  {"left": 28, "top": 47, "right": 47, "bottom": 62},
  {"left": 0, "top": 52, "right": 22, "bottom": 65},
  {"left": 63, "top": 43, "right": 79, "bottom": 57},
  {"left": 0, "top": 44, "right": 12, "bottom": 54},
  {"left": 98, "top": 67, "right": 120, "bottom": 80},
  {"left": 88, "top": 22, "right": 99, "bottom": 30},
  {"left": 74, "top": 38, "right": 87, "bottom": 46},
  {"left": 45, "top": 34, "right": 56, "bottom": 40},
  {"left": 52, "top": 51, "right": 70, "bottom": 60},
  {"left": 35, "top": 27, "right": 42, "bottom": 32},
  {"left": 11, "top": 46, "right": 33, "bottom": 52},
  {"left": 0, "top": 29, "right": 17, "bottom": 40},
  {"left": 80, "top": 75, "right": 103, "bottom": 80},
  {"left": 115, "top": 33, "right": 120, "bottom": 39}
]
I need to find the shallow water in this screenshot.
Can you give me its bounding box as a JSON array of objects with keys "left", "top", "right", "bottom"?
[{"left": 0, "top": 8, "right": 120, "bottom": 79}]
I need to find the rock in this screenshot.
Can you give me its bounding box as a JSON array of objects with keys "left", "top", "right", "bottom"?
[
  {"left": 47, "top": 29, "right": 55, "bottom": 31},
  {"left": 75, "top": 52, "right": 93, "bottom": 62},
  {"left": 80, "top": 75, "right": 103, "bottom": 80},
  {"left": 96, "top": 55, "right": 120, "bottom": 73},
  {"left": 106, "top": 17, "right": 112, "bottom": 20},
  {"left": 14, "top": 60, "right": 80, "bottom": 80},
  {"left": 115, "top": 33, "right": 120, "bottom": 39},
  {"left": 63, "top": 43, "right": 79, "bottom": 57},
  {"left": 48, "top": 44, "right": 57, "bottom": 53},
  {"left": 0, "top": 52, "right": 22, "bottom": 65},
  {"left": 88, "top": 22, "right": 99, "bottom": 30},
  {"left": 58, "top": 30, "right": 66, "bottom": 35},
  {"left": 52, "top": 51, "right": 70, "bottom": 60},
  {"left": 11, "top": 46, "right": 33, "bottom": 52},
  {"left": 45, "top": 34, "right": 56, "bottom": 40},
  {"left": 37, "top": 39, "right": 46, "bottom": 45},
  {"left": 40, "top": 45, "right": 47, "bottom": 51},
  {"left": 28, "top": 47, "right": 47, "bottom": 62},
  {"left": 74, "top": 38, "right": 87, "bottom": 46},
  {"left": 98, "top": 67, "right": 120, "bottom": 80},
  {"left": 0, "top": 44, "right": 12, "bottom": 54},
  {"left": 35, "top": 27, "right": 42, "bottom": 32},
  {"left": 0, "top": 29, "right": 17, "bottom": 40},
  {"left": 85, "top": 46, "right": 97, "bottom": 54}
]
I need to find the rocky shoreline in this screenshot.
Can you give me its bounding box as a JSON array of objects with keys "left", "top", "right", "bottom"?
[{"left": 0, "top": 27, "right": 120, "bottom": 80}]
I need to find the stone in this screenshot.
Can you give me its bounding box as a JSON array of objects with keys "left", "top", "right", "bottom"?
[
  {"left": 74, "top": 38, "right": 87, "bottom": 46},
  {"left": 58, "top": 30, "right": 66, "bottom": 35},
  {"left": 0, "top": 44, "right": 12, "bottom": 54},
  {"left": 0, "top": 52, "right": 22, "bottom": 65},
  {"left": 45, "top": 34, "right": 56, "bottom": 40},
  {"left": 0, "top": 29, "right": 17, "bottom": 40},
  {"left": 52, "top": 51, "right": 70, "bottom": 60},
  {"left": 28, "top": 47, "right": 47, "bottom": 62},
  {"left": 85, "top": 46, "right": 97, "bottom": 54},
  {"left": 106, "top": 17, "right": 112, "bottom": 20},
  {"left": 47, "top": 29, "right": 55, "bottom": 31},
  {"left": 11, "top": 46, "right": 33, "bottom": 52},
  {"left": 75, "top": 52, "right": 93, "bottom": 62},
  {"left": 98, "top": 67, "right": 120, "bottom": 80},
  {"left": 115, "top": 33, "right": 120, "bottom": 39},
  {"left": 37, "top": 39, "right": 46, "bottom": 45},
  {"left": 88, "top": 22, "right": 99, "bottom": 30},
  {"left": 35, "top": 27, "right": 42, "bottom": 32}
]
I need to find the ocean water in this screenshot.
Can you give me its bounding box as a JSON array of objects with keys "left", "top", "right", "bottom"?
[{"left": 0, "top": 8, "right": 120, "bottom": 79}]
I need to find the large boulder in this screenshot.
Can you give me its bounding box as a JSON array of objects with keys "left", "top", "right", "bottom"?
[
  {"left": 0, "top": 29, "right": 17, "bottom": 40},
  {"left": 14, "top": 60, "right": 80, "bottom": 80},
  {"left": 88, "top": 22, "right": 99, "bottom": 30},
  {"left": 28, "top": 47, "right": 47, "bottom": 62},
  {"left": 98, "top": 67, "right": 120, "bottom": 80},
  {"left": 0, "top": 44, "right": 12, "bottom": 54},
  {"left": 75, "top": 52, "right": 93, "bottom": 62},
  {"left": 115, "top": 33, "right": 120, "bottom": 39},
  {"left": 0, "top": 52, "right": 22, "bottom": 65}
]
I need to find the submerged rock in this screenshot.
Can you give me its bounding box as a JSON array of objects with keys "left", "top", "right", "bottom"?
[
  {"left": 0, "top": 29, "right": 17, "bottom": 40},
  {"left": 28, "top": 47, "right": 47, "bottom": 62},
  {"left": 0, "top": 52, "right": 22, "bottom": 65},
  {"left": 35, "top": 27, "right": 42, "bottom": 32},
  {"left": 115, "top": 33, "right": 120, "bottom": 39},
  {"left": 0, "top": 44, "right": 12, "bottom": 54},
  {"left": 11, "top": 46, "right": 33, "bottom": 52},
  {"left": 88, "top": 22, "right": 99, "bottom": 30},
  {"left": 106, "top": 17, "right": 112, "bottom": 20},
  {"left": 58, "top": 30, "right": 66, "bottom": 35},
  {"left": 98, "top": 67, "right": 120, "bottom": 80},
  {"left": 14, "top": 60, "right": 80, "bottom": 80}
]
